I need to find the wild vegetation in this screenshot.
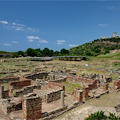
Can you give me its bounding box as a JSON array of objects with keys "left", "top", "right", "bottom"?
[
  {"left": 69, "top": 37, "right": 120, "bottom": 56},
  {"left": 85, "top": 111, "right": 120, "bottom": 120},
  {"left": 1, "top": 37, "right": 120, "bottom": 58}
]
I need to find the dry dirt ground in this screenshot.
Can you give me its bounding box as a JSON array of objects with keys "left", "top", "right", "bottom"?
[
  {"left": 53, "top": 91, "right": 120, "bottom": 120},
  {"left": 0, "top": 108, "right": 12, "bottom": 120}
]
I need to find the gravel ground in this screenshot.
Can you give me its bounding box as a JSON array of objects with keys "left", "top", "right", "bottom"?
[{"left": 54, "top": 106, "right": 119, "bottom": 120}]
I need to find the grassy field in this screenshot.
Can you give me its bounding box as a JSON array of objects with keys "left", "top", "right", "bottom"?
[{"left": 0, "top": 52, "right": 120, "bottom": 78}]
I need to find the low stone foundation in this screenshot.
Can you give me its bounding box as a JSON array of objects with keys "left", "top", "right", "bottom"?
[
  {"left": 1, "top": 99, "right": 22, "bottom": 115},
  {"left": 0, "top": 77, "right": 19, "bottom": 83},
  {"left": 46, "top": 89, "right": 63, "bottom": 103},
  {"left": 15, "top": 85, "right": 41, "bottom": 97},
  {"left": 24, "top": 72, "right": 48, "bottom": 80}
]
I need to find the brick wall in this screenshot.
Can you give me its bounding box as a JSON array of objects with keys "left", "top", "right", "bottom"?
[
  {"left": 105, "top": 77, "right": 112, "bottom": 82},
  {"left": 22, "top": 94, "right": 42, "bottom": 120},
  {"left": 47, "top": 82, "right": 65, "bottom": 91},
  {"left": 66, "top": 75, "right": 97, "bottom": 86},
  {"left": 103, "top": 83, "right": 108, "bottom": 91},
  {"left": 73, "top": 88, "right": 83, "bottom": 102},
  {"left": 113, "top": 80, "right": 120, "bottom": 89},
  {"left": 83, "top": 86, "right": 89, "bottom": 99},
  {"left": 3, "top": 90, "right": 9, "bottom": 98},
  {"left": 9, "top": 79, "right": 32, "bottom": 89}
]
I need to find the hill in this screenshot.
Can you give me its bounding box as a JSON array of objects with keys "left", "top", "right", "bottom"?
[{"left": 69, "top": 37, "right": 120, "bottom": 56}]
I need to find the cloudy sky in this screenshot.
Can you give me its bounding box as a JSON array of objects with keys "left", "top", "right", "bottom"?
[{"left": 0, "top": 1, "right": 120, "bottom": 52}]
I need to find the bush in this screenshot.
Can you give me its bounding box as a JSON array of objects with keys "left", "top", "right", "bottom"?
[{"left": 85, "top": 111, "right": 120, "bottom": 120}]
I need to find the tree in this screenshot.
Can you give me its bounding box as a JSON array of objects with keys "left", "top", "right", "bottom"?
[
  {"left": 17, "top": 51, "right": 25, "bottom": 57},
  {"left": 34, "top": 48, "right": 42, "bottom": 57},
  {"left": 43, "top": 47, "right": 50, "bottom": 56},
  {"left": 12, "top": 52, "right": 19, "bottom": 58},
  {"left": 49, "top": 50, "right": 54, "bottom": 56},
  {"left": 60, "top": 48, "right": 69, "bottom": 55},
  {"left": 25, "top": 48, "right": 35, "bottom": 57},
  {"left": 54, "top": 51, "right": 60, "bottom": 56}
]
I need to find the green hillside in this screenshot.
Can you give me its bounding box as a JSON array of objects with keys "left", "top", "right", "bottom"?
[{"left": 69, "top": 37, "right": 120, "bottom": 56}]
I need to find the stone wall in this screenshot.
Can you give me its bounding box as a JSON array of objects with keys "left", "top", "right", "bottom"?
[
  {"left": 105, "top": 76, "right": 112, "bottom": 83},
  {"left": 49, "top": 78, "right": 66, "bottom": 83},
  {"left": 15, "top": 85, "right": 41, "bottom": 97},
  {"left": 41, "top": 106, "right": 67, "bottom": 118},
  {"left": 9, "top": 79, "right": 32, "bottom": 89},
  {"left": 24, "top": 72, "right": 48, "bottom": 80},
  {"left": 47, "top": 82, "right": 65, "bottom": 91},
  {"left": 1, "top": 99, "right": 22, "bottom": 114},
  {"left": 66, "top": 75, "right": 96, "bottom": 84},
  {"left": 46, "top": 89, "right": 62, "bottom": 103},
  {"left": 66, "top": 75, "right": 97, "bottom": 90},
  {"left": 0, "top": 77, "right": 19, "bottom": 83},
  {"left": 22, "top": 94, "right": 42, "bottom": 120}
]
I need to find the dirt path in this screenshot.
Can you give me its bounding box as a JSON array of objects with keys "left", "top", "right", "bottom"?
[{"left": 53, "top": 91, "right": 120, "bottom": 120}]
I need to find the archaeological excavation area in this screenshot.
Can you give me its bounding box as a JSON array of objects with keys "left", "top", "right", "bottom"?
[{"left": 0, "top": 58, "right": 120, "bottom": 120}]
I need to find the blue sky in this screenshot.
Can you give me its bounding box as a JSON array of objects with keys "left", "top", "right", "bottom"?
[{"left": 0, "top": 1, "right": 120, "bottom": 52}]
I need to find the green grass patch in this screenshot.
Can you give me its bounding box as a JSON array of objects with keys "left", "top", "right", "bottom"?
[
  {"left": 97, "top": 52, "right": 120, "bottom": 59},
  {"left": 1, "top": 82, "right": 9, "bottom": 89},
  {"left": 110, "top": 73, "right": 118, "bottom": 80},
  {"left": 63, "top": 81, "right": 82, "bottom": 93}
]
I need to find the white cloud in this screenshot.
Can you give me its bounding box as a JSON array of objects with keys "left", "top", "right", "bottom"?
[
  {"left": 27, "top": 36, "right": 39, "bottom": 42},
  {"left": 69, "top": 44, "right": 78, "bottom": 47},
  {"left": 39, "top": 40, "right": 48, "bottom": 43},
  {"left": 57, "top": 40, "right": 66, "bottom": 45},
  {"left": 0, "top": 20, "right": 8, "bottom": 24},
  {"left": 28, "top": 39, "right": 34, "bottom": 42},
  {"left": 12, "top": 41, "right": 18, "bottom": 43},
  {"left": 0, "top": 20, "right": 39, "bottom": 32},
  {"left": 12, "top": 22, "right": 24, "bottom": 26},
  {"left": 99, "top": 24, "right": 108, "bottom": 27},
  {"left": 15, "top": 27, "right": 24, "bottom": 31},
  {"left": 27, "top": 36, "right": 40, "bottom": 40},
  {"left": 108, "top": 6, "right": 114, "bottom": 10},
  {"left": 27, "top": 36, "right": 48, "bottom": 43},
  {"left": 3, "top": 43, "right": 11, "bottom": 46}
]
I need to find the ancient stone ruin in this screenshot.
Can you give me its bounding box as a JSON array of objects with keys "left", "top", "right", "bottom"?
[{"left": 0, "top": 70, "right": 119, "bottom": 120}]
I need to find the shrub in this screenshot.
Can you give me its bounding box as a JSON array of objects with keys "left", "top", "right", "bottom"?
[{"left": 85, "top": 111, "right": 120, "bottom": 120}]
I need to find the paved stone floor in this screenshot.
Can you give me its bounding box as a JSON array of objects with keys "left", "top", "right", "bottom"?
[{"left": 0, "top": 108, "right": 11, "bottom": 120}]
